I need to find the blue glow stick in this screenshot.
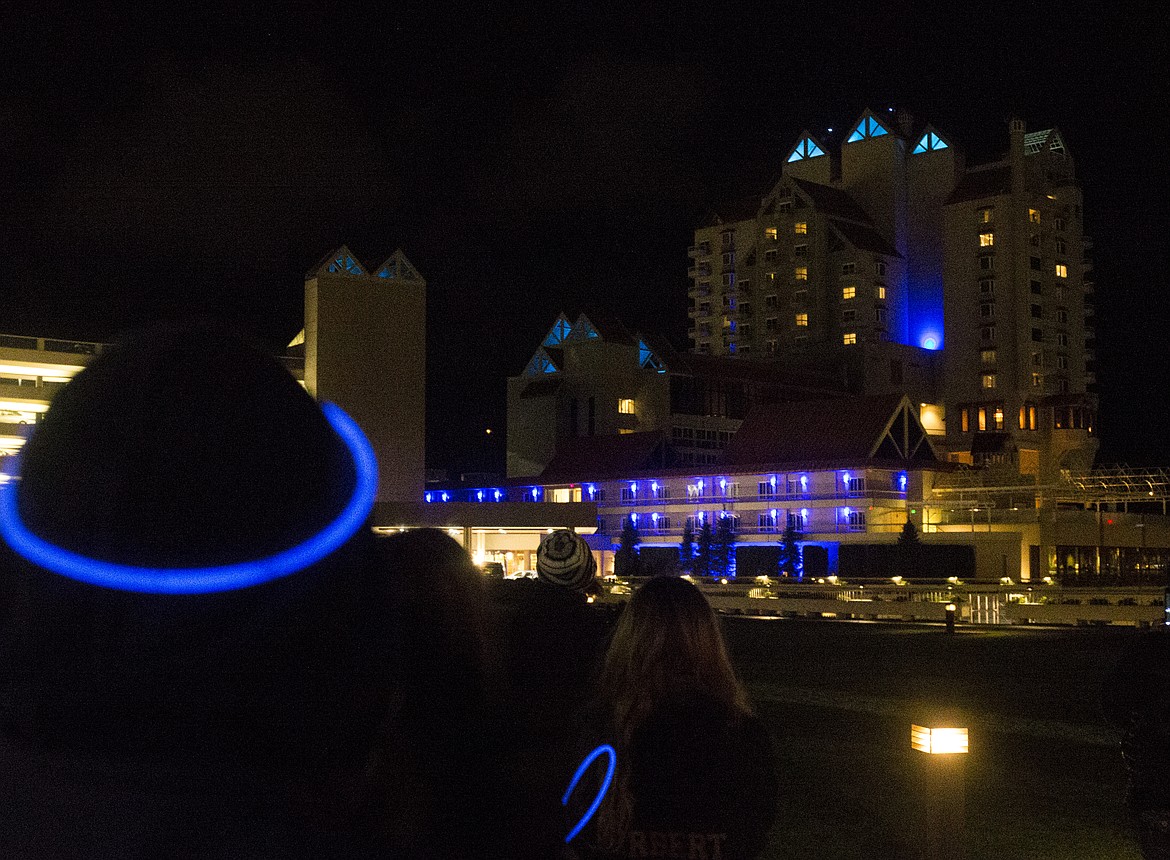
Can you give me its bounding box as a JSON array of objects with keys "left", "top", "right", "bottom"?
[
  {"left": 0, "top": 402, "right": 378, "bottom": 594},
  {"left": 562, "top": 743, "right": 616, "bottom": 843}
]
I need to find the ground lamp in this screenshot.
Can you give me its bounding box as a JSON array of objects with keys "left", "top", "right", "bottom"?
[
  {"left": 945, "top": 602, "right": 957, "bottom": 634},
  {"left": 911, "top": 724, "right": 968, "bottom": 860}
]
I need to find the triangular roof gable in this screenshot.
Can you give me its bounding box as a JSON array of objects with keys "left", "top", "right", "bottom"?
[
  {"left": 1024, "top": 128, "right": 1066, "bottom": 156},
  {"left": 638, "top": 337, "right": 667, "bottom": 372},
  {"left": 374, "top": 249, "right": 424, "bottom": 282},
  {"left": 786, "top": 131, "right": 828, "bottom": 163},
  {"left": 569, "top": 313, "right": 602, "bottom": 341},
  {"left": 542, "top": 313, "right": 574, "bottom": 347},
  {"left": 523, "top": 346, "right": 560, "bottom": 377},
  {"left": 307, "top": 244, "right": 366, "bottom": 278},
  {"left": 845, "top": 110, "right": 892, "bottom": 143},
  {"left": 912, "top": 126, "right": 951, "bottom": 154},
  {"left": 867, "top": 395, "right": 938, "bottom": 462},
  {"left": 723, "top": 394, "right": 936, "bottom": 466}
]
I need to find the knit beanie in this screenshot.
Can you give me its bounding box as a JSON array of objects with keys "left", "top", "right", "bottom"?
[{"left": 536, "top": 529, "right": 597, "bottom": 591}]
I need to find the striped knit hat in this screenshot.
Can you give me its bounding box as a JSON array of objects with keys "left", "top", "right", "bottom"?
[{"left": 536, "top": 529, "right": 596, "bottom": 591}]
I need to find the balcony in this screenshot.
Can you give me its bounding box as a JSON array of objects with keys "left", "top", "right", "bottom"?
[{"left": 688, "top": 263, "right": 711, "bottom": 278}]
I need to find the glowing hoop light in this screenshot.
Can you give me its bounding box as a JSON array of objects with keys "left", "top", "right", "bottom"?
[
  {"left": 562, "top": 743, "right": 616, "bottom": 843},
  {"left": 0, "top": 402, "right": 378, "bottom": 595}
]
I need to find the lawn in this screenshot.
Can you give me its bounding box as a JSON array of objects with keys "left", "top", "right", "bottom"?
[{"left": 722, "top": 618, "right": 1144, "bottom": 859}]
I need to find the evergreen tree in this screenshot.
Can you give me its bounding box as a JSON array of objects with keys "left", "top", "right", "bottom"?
[
  {"left": 615, "top": 515, "right": 641, "bottom": 577},
  {"left": 679, "top": 518, "right": 695, "bottom": 572},
  {"left": 695, "top": 519, "right": 713, "bottom": 579},
  {"left": 778, "top": 523, "right": 803, "bottom": 580},
  {"left": 897, "top": 518, "right": 923, "bottom": 578},
  {"left": 712, "top": 514, "right": 735, "bottom": 578}
]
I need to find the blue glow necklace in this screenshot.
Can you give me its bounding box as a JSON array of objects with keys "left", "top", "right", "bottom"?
[{"left": 0, "top": 402, "right": 378, "bottom": 594}]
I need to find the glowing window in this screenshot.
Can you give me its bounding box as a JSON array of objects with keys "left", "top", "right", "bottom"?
[
  {"left": 961, "top": 408, "right": 969, "bottom": 433},
  {"left": 979, "top": 208, "right": 993, "bottom": 223},
  {"left": 1029, "top": 405, "right": 1037, "bottom": 430},
  {"left": 794, "top": 222, "right": 808, "bottom": 235},
  {"left": 842, "top": 286, "right": 856, "bottom": 300},
  {"left": 1019, "top": 406, "right": 1027, "bottom": 429},
  {"left": 767, "top": 271, "right": 776, "bottom": 281},
  {"left": 765, "top": 227, "right": 778, "bottom": 240},
  {"left": 847, "top": 114, "right": 890, "bottom": 142},
  {"left": 978, "top": 408, "right": 987, "bottom": 431},
  {"left": 994, "top": 408, "right": 1004, "bottom": 430},
  {"left": 794, "top": 266, "right": 808, "bottom": 281},
  {"left": 843, "top": 332, "right": 857, "bottom": 345},
  {"left": 1032, "top": 371, "right": 1043, "bottom": 387},
  {"left": 795, "top": 313, "right": 809, "bottom": 327},
  {"left": 618, "top": 399, "right": 635, "bottom": 415},
  {"left": 876, "top": 285, "right": 886, "bottom": 300},
  {"left": 1055, "top": 263, "right": 1068, "bottom": 278},
  {"left": 1029, "top": 208, "right": 1041, "bottom": 224},
  {"left": 982, "top": 374, "right": 997, "bottom": 389},
  {"left": 788, "top": 136, "right": 827, "bottom": 161},
  {"left": 981, "top": 349, "right": 996, "bottom": 364},
  {"left": 979, "top": 232, "right": 995, "bottom": 247}
]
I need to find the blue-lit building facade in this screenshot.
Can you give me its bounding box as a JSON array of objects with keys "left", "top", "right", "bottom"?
[{"left": 688, "top": 110, "right": 1096, "bottom": 481}]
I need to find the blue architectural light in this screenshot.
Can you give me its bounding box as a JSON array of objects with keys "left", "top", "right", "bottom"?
[
  {"left": 586, "top": 485, "right": 595, "bottom": 500},
  {"left": 425, "top": 492, "right": 433, "bottom": 503},
  {"left": 631, "top": 512, "right": 638, "bottom": 524},
  {"left": 630, "top": 482, "right": 638, "bottom": 495},
  {"left": 651, "top": 482, "right": 658, "bottom": 494},
  {"left": 476, "top": 490, "right": 484, "bottom": 502},
  {"left": 920, "top": 332, "right": 941, "bottom": 351},
  {"left": 770, "top": 509, "right": 778, "bottom": 518},
  {"left": 800, "top": 475, "right": 808, "bottom": 489},
  {"left": 842, "top": 472, "right": 851, "bottom": 483},
  {"left": 770, "top": 475, "right": 777, "bottom": 488},
  {"left": 899, "top": 472, "right": 909, "bottom": 492},
  {"left": 441, "top": 492, "right": 450, "bottom": 503},
  {"left": 0, "top": 403, "right": 377, "bottom": 595},
  {"left": 651, "top": 513, "right": 659, "bottom": 523},
  {"left": 493, "top": 489, "right": 502, "bottom": 502}
]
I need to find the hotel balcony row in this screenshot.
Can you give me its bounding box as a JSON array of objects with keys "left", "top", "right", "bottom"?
[{"left": 425, "top": 467, "right": 911, "bottom": 509}]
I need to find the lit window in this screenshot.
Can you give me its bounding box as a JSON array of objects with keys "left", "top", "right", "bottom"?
[
  {"left": 843, "top": 332, "right": 857, "bottom": 345},
  {"left": 794, "top": 266, "right": 808, "bottom": 281},
  {"left": 1019, "top": 406, "right": 1026, "bottom": 429},
  {"left": 795, "top": 313, "right": 808, "bottom": 327},
  {"left": 981, "top": 349, "right": 996, "bottom": 364},
  {"left": 1055, "top": 263, "right": 1068, "bottom": 278},
  {"left": 978, "top": 408, "right": 987, "bottom": 431},
  {"left": 767, "top": 272, "right": 776, "bottom": 280},
  {"left": 1029, "top": 405, "right": 1037, "bottom": 429},
  {"left": 994, "top": 408, "right": 1004, "bottom": 430},
  {"left": 1029, "top": 208, "right": 1040, "bottom": 224},
  {"left": 979, "top": 208, "right": 993, "bottom": 223},
  {"left": 842, "top": 286, "right": 856, "bottom": 300},
  {"left": 794, "top": 222, "right": 808, "bottom": 235},
  {"left": 841, "top": 263, "right": 855, "bottom": 275},
  {"left": 1032, "top": 372, "right": 1043, "bottom": 387},
  {"left": 979, "top": 232, "right": 995, "bottom": 247},
  {"left": 875, "top": 285, "right": 886, "bottom": 300},
  {"left": 961, "top": 408, "right": 969, "bottom": 433},
  {"left": 618, "top": 398, "right": 635, "bottom": 415},
  {"left": 982, "top": 373, "right": 997, "bottom": 389},
  {"left": 765, "top": 227, "right": 778, "bottom": 240}
]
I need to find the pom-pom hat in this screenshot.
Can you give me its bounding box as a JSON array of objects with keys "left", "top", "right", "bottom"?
[{"left": 536, "top": 528, "right": 596, "bottom": 591}]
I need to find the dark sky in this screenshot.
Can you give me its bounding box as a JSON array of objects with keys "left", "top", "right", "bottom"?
[{"left": 2, "top": 2, "right": 1167, "bottom": 472}]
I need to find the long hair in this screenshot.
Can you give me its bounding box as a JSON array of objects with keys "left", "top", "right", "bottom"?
[{"left": 595, "top": 575, "right": 751, "bottom": 847}]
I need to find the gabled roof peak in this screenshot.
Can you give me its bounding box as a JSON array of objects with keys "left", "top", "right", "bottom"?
[{"left": 845, "top": 109, "right": 893, "bottom": 144}]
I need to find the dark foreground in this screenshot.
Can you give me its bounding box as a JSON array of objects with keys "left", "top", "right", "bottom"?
[{"left": 723, "top": 618, "right": 1143, "bottom": 859}]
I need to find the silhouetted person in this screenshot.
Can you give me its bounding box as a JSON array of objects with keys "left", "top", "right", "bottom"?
[
  {"left": 364, "top": 528, "right": 507, "bottom": 858},
  {"left": 0, "top": 320, "right": 396, "bottom": 857},
  {"left": 582, "top": 575, "right": 778, "bottom": 859}
]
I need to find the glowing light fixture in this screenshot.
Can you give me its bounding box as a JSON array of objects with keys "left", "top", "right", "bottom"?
[
  {"left": 921, "top": 333, "right": 940, "bottom": 350},
  {"left": 441, "top": 492, "right": 450, "bottom": 502},
  {"left": 0, "top": 403, "right": 377, "bottom": 595},
  {"left": 910, "top": 725, "right": 969, "bottom": 755}
]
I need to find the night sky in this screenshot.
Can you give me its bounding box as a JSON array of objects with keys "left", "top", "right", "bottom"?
[{"left": 3, "top": 3, "right": 1167, "bottom": 473}]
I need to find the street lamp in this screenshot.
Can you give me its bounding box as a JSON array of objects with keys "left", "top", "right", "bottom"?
[{"left": 911, "top": 723, "right": 968, "bottom": 859}]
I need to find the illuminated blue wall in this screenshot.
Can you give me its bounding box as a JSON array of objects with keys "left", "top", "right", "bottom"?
[{"left": 908, "top": 274, "right": 944, "bottom": 351}]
